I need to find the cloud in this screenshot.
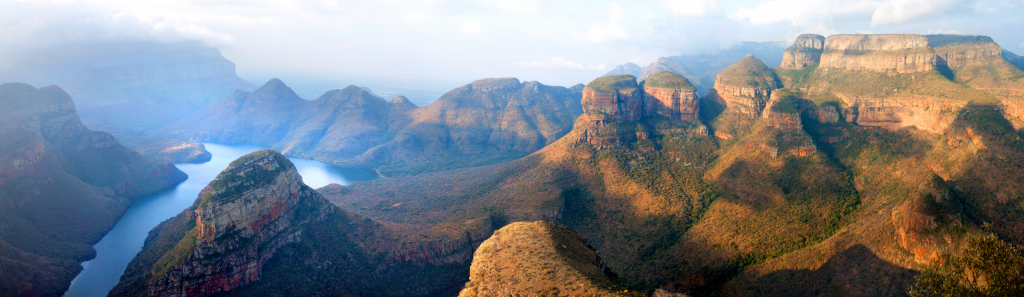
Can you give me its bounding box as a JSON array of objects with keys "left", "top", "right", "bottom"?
[
  {"left": 926, "top": 28, "right": 961, "bottom": 34},
  {"left": 515, "top": 57, "right": 607, "bottom": 71},
  {"left": 404, "top": 13, "right": 426, "bottom": 21},
  {"left": 0, "top": 3, "right": 234, "bottom": 47},
  {"left": 493, "top": 0, "right": 538, "bottom": 13},
  {"left": 461, "top": 20, "right": 481, "bottom": 33},
  {"left": 587, "top": 2, "right": 628, "bottom": 43},
  {"left": 1020, "top": 42, "right": 1023, "bottom": 48},
  {"left": 870, "top": 0, "right": 969, "bottom": 26},
  {"left": 662, "top": 0, "right": 719, "bottom": 16},
  {"left": 731, "top": 0, "right": 878, "bottom": 26},
  {"left": 323, "top": 0, "right": 341, "bottom": 10}
]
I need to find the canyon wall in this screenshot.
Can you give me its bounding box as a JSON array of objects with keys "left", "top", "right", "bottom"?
[
  {"left": 643, "top": 71, "right": 700, "bottom": 121},
  {"left": 820, "top": 34, "right": 936, "bottom": 73},
  {"left": 780, "top": 34, "right": 825, "bottom": 70}
]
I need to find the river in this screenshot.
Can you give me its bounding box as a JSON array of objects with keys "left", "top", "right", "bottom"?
[{"left": 63, "top": 143, "right": 381, "bottom": 297}]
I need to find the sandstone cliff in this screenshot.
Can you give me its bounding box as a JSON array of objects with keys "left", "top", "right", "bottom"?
[
  {"left": 780, "top": 34, "right": 825, "bottom": 70},
  {"left": 459, "top": 222, "right": 632, "bottom": 297},
  {"left": 146, "top": 150, "right": 334, "bottom": 296},
  {"left": 820, "top": 34, "right": 936, "bottom": 73},
  {"left": 643, "top": 72, "right": 700, "bottom": 122},
  {"left": 582, "top": 75, "right": 645, "bottom": 125},
  {"left": 712, "top": 54, "right": 780, "bottom": 117}
]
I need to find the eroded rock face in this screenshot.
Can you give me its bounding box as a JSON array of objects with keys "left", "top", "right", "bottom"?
[
  {"left": 834, "top": 93, "right": 968, "bottom": 134},
  {"left": 150, "top": 150, "right": 335, "bottom": 297},
  {"left": 780, "top": 34, "right": 825, "bottom": 69},
  {"left": 892, "top": 175, "right": 967, "bottom": 264},
  {"left": 821, "top": 34, "right": 936, "bottom": 73},
  {"left": 927, "top": 35, "right": 1003, "bottom": 68},
  {"left": 643, "top": 72, "right": 701, "bottom": 121},
  {"left": 581, "top": 76, "right": 644, "bottom": 125},
  {"left": 713, "top": 55, "right": 779, "bottom": 116}
]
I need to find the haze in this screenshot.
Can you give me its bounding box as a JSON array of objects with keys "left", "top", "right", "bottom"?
[{"left": 2, "top": 0, "right": 1023, "bottom": 103}]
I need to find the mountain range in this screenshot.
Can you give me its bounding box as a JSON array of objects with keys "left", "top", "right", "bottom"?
[
  {"left": 157, "top": 77, "right": 584, "bottom": 176},
  {"left": 112, "top": 33, "right": 1024, "bottom": 296}
]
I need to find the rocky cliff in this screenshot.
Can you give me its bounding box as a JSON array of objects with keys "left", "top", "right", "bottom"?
[
  {"left": 581, "top": 75, "right": 645, "bottom": 125},
  {"left": 0, "top": 41, "right": 255, "bottom": 130},
  {"left": 0, "top": 82, "right": 186, "bottom": 197},
  {"left": 780, "top": 34, "right": 825, "bottom": 70},
  {"left": 712, "top": 54, "right": 780, "bottom": 117},
  {"left": 147, "top": 150, "right": 334, "bottom": 296},
  {"left": 643, "top": 72, "right": 700, "bottom": 122},
  {"left": 820, "top": 34, "right": 936, "bottom": 73},
  {"left": 459, "top": 221, "right": 631, "bottom": 297}
]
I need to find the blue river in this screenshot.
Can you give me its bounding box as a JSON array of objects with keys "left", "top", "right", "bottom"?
[{"left": 63, "top": 143, "right": 381, "bottom": 297}]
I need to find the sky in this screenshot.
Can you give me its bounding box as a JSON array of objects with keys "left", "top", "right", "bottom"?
[{"left": 1, "top": 0, "right": 1023, "bottom": 99}]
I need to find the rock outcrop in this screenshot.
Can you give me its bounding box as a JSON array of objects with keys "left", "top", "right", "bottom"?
[
  {"left": 927, "top": 35, "right": 1003, "bottom": 68},
  {"left": 637, "top": 57, "right": 704, "bottom": 92},
  {"left": 581, "top": 75, "right": 644, "bottom": 125},
  {"left": 458, "top": 222, "right": 630, "bottom": 297},
  {"left": 752, "top": 89, "right": 816, "bottom": 157},
  {"left": 780, "top": 34, "right": 825, "bottom": 69},
  {"left": 713, "top": 54, "right": 780, "bottom": 116},
  {"left": 148, "top": 150, "right": 335, "bottom": 297},
  {"left": 892, "top": 174, "right": 970, "bottom": 264},
  {"left": 820, "top": 34, "right": 936, "bottom": 73},
  {"left": 643, "top": 71, "right": 700, "bottom": 121}
]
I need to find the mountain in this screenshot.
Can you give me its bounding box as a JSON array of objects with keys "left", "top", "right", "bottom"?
[
  {"left": 0, "top": 83, "right": 187, "bottom": 296},
  {"left": 458, "top": 221, "right": 634, "bottom": 297},
  {"left": 0, "top": 41, "right": 255, "bottom": 131},
  {"left": 118, "top": 137, "right": 212, "bottom": 163},
  {"left": 316, "top": 34, "right": 1024, "bottom": 296},
  {"left": 1005, "top": 49, "right": 1024, "bottom": 71},
  {"left": 159, "top": 77, "right": 583, "bottom": 176},
  {"left": 112, "top": 150, "right": 478, "bottom": 297},
  {"left": 603, "top": 62, "right": 643, "bottom": 77},
  {"left": 605, "top": 41, "right": 788, "bottom": 97}
]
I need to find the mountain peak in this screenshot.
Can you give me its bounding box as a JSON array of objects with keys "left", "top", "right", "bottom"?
[
  {"left": 201, "top": 149, "right": 296, "bottom": 207},
  {"left": 257, "top": 78, "right": 296, "bottom": 95},
  {"left": 585, "top": 74, "right": 638, "bottom": 93},
  {"left": 643, "top": 71, "right": 695, "bottom": 90},
  {"left": 470, "top": 77, "right": 521, "bottom": 92},
  {"left": 390, "top": 95, "right": 416, "bottom": 107}
]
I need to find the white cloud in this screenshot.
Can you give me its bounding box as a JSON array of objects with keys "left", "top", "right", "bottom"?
[
  {"left": 662, "top": 0, "right": 719, "bottom": 17},
  {"left": 870, "top": 0, "right": 967, "bottom": 26},
  {"left": 588, "top": 23, "right": 628, "bottom": 43},
  {"left": 323, "top": 0, "right": 340, "bottom": 10},
  {"left": 404, "top": 13, "right": 426, "bottom": 21},
  {"left": 926, "top": 28, "right": 960, "bottom": 34},
  {"left": 587, "top": 2, "right": 628, "bottom": 43},
  {"left": 515, "top": 57, "right": 606, "bottom": 71},
  {"left": 493, "top": 0, "right": 538, "bottom": 13},
  {"left": 731, "top": 0, "right": 878, "bottom": 26},
  {"left": 461, "top": 20, "right": 481, "bottom": 33}
]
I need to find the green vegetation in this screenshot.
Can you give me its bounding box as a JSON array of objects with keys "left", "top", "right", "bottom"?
[
  {"left": 910, "top": 234, "right": 1024, "bottom": 297},
  {"left": 717, "top": 55, "right": 781, "bottom": 89},
  {"left": 201, "top": 149, "right": 293, "bottom": 205},
  {"left": 644, "top": 71, "right": 695, "bottom": 90},
  {"left": 587, "top": 74, "right": 639, "bottom": 93},
  {"left": 769, "top": 89, "right": 799, "bottom": 113}
]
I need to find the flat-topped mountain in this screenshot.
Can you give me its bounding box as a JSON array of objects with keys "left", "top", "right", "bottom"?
[
  {"left": 160, "top": 77, "right": 583, "bottom": 176},
  {"left": 0, "top": 41, "right": 254, "bottom": 131},
  {"left": 459, "top": 222, "right": 633, "bottom": 297},
  {"left": 0, "top": 83, "right": 186, "bottom": 296}
]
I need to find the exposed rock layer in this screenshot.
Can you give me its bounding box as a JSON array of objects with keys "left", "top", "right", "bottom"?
[{"left": 780, "top": 34, "right": 825, "bottom": 70}]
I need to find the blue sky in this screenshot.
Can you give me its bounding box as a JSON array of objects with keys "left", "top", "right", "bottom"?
[{"left": 1, "top": 0, "right": 1022, "bottom": 94}]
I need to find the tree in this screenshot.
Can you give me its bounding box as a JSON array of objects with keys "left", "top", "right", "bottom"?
[{"left": 909, "top": 233, "right": 1024, "bottom": 297}]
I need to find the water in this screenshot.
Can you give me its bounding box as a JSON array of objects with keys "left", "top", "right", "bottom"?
[{"left": 63, "top": 143, "right": 380, "bottom": 297}]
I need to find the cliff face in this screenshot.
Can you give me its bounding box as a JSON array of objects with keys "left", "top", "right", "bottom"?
[
  {"left": 0, "top": 41, "right": 255, "bottom": 130},
  {"left": 0, "top": 83, "right": 187, "bottom": 296},
  {"left": 149, "top": 150, "right": 335, "bottom": 297},
  {"left": 713, "top": 54, "right": 780, "bottom": 117},
  {"left": 459, "top": 222, "right": 630, "bottom": 297},
  {"left": 644, "top": 72, "right": 700, "bottom": 121},
  {"left": 780, "top": 34, "right": 825, "bottom": 70},
  {"left": 820, "top": 34, "right": 936, "bottom": 73},
  {"left": 0, "top": 82, "right": 186, "bottom": 197},
  {"left": 581, "top": 75, "right": 644, "bottom": 125},
  {"left": 928, "top": 35, "right": 1003, "bottom": 68},
  {"left": 892, "top": 175, "right": 970, "bottom": 265}
]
